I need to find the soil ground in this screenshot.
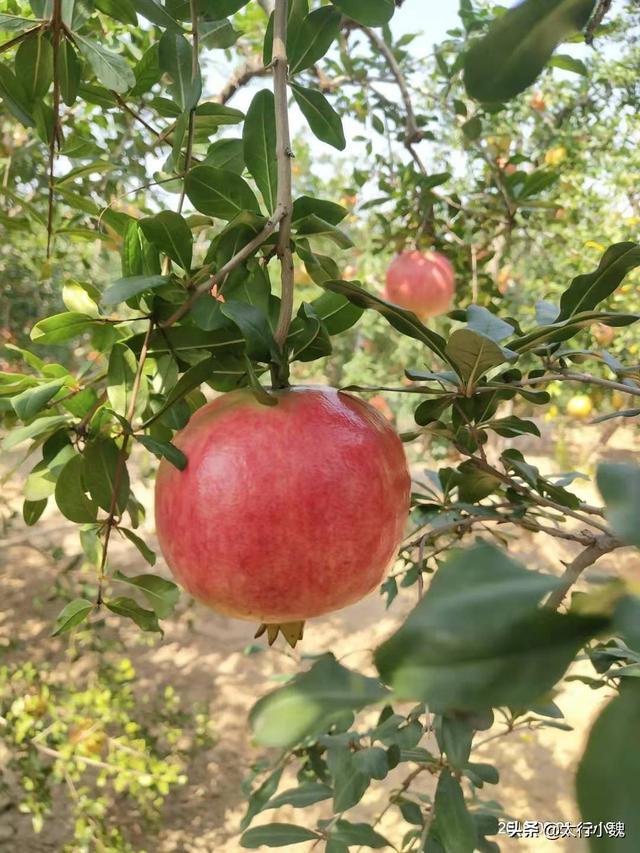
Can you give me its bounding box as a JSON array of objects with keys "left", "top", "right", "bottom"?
[{"left": 0, "top": 417, "right": 638, "bottom": 852}]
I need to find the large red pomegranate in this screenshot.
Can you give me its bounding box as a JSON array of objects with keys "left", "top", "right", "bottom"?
[
  {"left": 154, "top": 386, "right": 410, "bottom": 627},
  {"left": 383, "top": 250, "right": 455, "bottom": 318}
]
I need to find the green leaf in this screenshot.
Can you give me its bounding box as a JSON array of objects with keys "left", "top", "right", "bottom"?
[
  {"left": 288, "top": 6, "right": 341, "bottom": 76},
  {"left": 0, "top": 63, "right": 34, "bottom": 126},
  {"left": 0, "top": 14, "right": 41, "bottom": 32},
  {"left": 106, "top": 596, "right": 162, "bottom": 633},
  {"left": 327, "top": 747, "right": 371, "bottom": 812},
  {"left": 374, "top": 542, "right": 608, "bottom": 712},
  {"left": 136, "top": 434, "right": 187, "bottom": 470},
  {"left": 287, "top": 303, "right": 331, "bottom": 362},
  {"left": 119, "top": 529, "right": 157, "bottom": 566},
  {"left": 185, "top": 165, "right": 261, "bottom": 219},
  {"left": 15, "top": 31, "right": 53, "bottom": 101},
  {"left": 23, "top": 498, "right": 47, "bottom": 526},
  {"left": 221, "top": 299, "right": 278, "bottom": 362},
  {"left": 113, "top": 570, "right": 179, "bottom": 617},
  {"left": 205, "top": 137, "right": 244, "bottom": 173},
  {"left": 352, "top": 746, "right": 389, "bottom": 780},
  {"left": 240, "top": 767, "right": 284, "bottom": 832},
  {"left": 466, "top": 305, "right": 514, "bottom": 342},
  {"left": 308, "top": 291, "right": 363, "bottom": 334},
  {"left": 51, "top": 598, "right": 94, "bottom": 637},
  {"left": 84, "top": 436, "right": 129, "bottom": 514},
  {"left": 139, "top": 211, "right": 193, "bottom": 271},
  {"left": 107, "top": 343, "right": 147, "bottom": 419},
  {"left": 2, "top": 415, "right": 69, "bottom": 451},
  {"left": 102, "top": 274, "right": 171, "bottom": 305},
  {"left": 62, "top": 281, "right": 100, "bottom": 316},
  {"left": 243, "top": 89, "right": 277, "bottom": 211},
  {"left": 428, "top": 770, "right": 476, "bottom": 853},
  {"left": 94, "top": 0, "right": 138, "bottom": 25},
  {"left": 463, "top": 0, "right": 596, "bottom": 102},
  {"left": 265, "top": 783, "right": 332, "bottom": 810},
  {"left": 576, "top": 682, "right": 640, "bottom": 851},
  {"left": 319, "top": 279, "right": 454, "bottom": 369},
  {"left": 240, "top": 825, "right": 320, "bottom": 849},
  {"left": 132, "top": 0, "right": 183, "bottom": 33},
  {"left": 557, "top": 242, "right": 640, "bottom": 320},
  {"left": 11, "top": 379, "right": 66, "bottom": 420},
  {"left": 54, "top": 454, "right": 99, "bottom": 523},
  {"left": 158, "top": 30, "right": 201, "bottom": 110},
  {"left": 445, "top": 329, "right": 516, "bottom": 387},
  {"left": 549, "top": 53, "right": 588, "bottom": 74},
  {"left": 597, "top": 463, "right": 640, "bottom": 547},
  {"left": 329, "top": 820, "right": 390, "bottom": 849},
  {"left": 75, "top": 35, "right": 135, "bottom": 94},
  {"left": 295, "top": 214, "right": 353, "bottom": 248},
  {"left": 250, "top": 654, "right": 388, "bottom": 748},
  {"left": 291, "top": 83, "right": 345, "bottom": 150},
  {"left": 31, "top": 312, "right": 99, "bottom": 345},
  {"left": 292, "top": 197, "right": 348, "bottom": 226},
  {"left": 331, "top": 0, "right": 394, "bottom": 25}
]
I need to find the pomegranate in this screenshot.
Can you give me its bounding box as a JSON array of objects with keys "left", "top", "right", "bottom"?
[
  {"left": 383, "top": 251, "right": 455, "bottom": 319},
  {"left": 155, "top": 386, "right": 410, "bottom": 630}
]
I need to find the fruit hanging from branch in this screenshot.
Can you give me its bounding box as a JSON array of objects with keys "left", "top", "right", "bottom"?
[
  {"left": 154, "top": 387, "right": 410, "bottom": 646},
  {"left": 383, "top": 250, "right": 455, "bottom": 318},
  {"left": 566, "top": 394, "right": 594, "bottom": 419}
]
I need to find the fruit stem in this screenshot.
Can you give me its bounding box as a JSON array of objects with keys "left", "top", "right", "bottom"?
[{"left": 271, "top": 0, "right": 294, "bottom": 384}]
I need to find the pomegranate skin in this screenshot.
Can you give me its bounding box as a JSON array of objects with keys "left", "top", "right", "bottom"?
[
  {"left": 383, "top": 250, "right": 455, "bottom": 318},
  {"left": 154, "top": 386, "right": 410, "bottom": 623}
]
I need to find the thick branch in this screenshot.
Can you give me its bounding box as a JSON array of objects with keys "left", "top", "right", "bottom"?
[
  {"left": 272, "top": 0, "right": 294, "bottom": 353},
  {"left": 160, "top": 205, "right": 286, "bottom": 329},
  {"left": 216, "top": 55, "right": 270, "bottom": 104},
  {"left": 545, "top": 535, "right": 623, "bottom": 609}
]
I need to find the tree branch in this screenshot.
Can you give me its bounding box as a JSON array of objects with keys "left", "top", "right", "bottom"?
[
  {"left": 46, "top": 0, "right": 63, "bottom": 259},
  {"left": 215, "top": 55, "right": 270, "bottom": 104},
  {"left": 271, "top": 0, "right": 294, "bottom": 356},
  {"left": 545, "top": 534, "right": 623, "bottom": 609},
  {"left": 516, "top": 370, "right": 640, "bottom": 398},
  {"left": 176, "top": 0, "right": 199, "bottom": 215}
]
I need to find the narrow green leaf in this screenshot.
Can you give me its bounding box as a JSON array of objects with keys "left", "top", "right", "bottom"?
[
  {"left": 136, "top": 434, "right": 187, "bottom": 470},
  {"left": 76, "top": 35, "right": 135, "bottom": 94},
  {"left": 428, "top": 770, "right": 476, "bottom": 853},
  {"left": 102, "top": 274, "right": 171, "bottom": 305},
  {"left": 23, "top": 498, "right": 47, "bottom": 526},
  {"left": 139, "top": 211, "right": 193, "bottom": 270},
  {"left": 265, "top": 783, "right": 332, "bottom": 810},
  {"left": 292, "top": 196, "right": 348, "bottom": 225},
  {"left": 31, "top": 312, "right": 99, "bottom": 345},
  {"left": 597, "top": 463, "right": 640, "bottom": 547},
  {"left": 331, "top": 0, "right": 394, "bottom": 26},
  {"left": 11, "top": 379, "right": 66, "bottom": 420},
  {"left": 250, "top": 654, "right": 388, "bottom": 748},
  {"left": 158, "top": 30, "right": 201, "bottom": 110},
  {"left": 51, "top": 598, "right": 94, "bottom": 636},
  {"left": 15, "top": 31, "right": 53, "bottom": 101},
  {"left": 463, "top": 0, "right": 596, "bottom": 102},
  {"left": 558, "top": 242, "right": 640, "bottom": 320},
  {"left": 106, "top": 596, "right": 162, "bottom": 633},
  {"left": 119, "top": 530, "right": 157, "bottom": 566},
  {"left": 243, "top": 89, "right": 277, "bottom": 211},
  {"left": 288, "top": 6, "right": 341, "bottom": 76},
  {"left": 84, "top": 436, "right": 129, "bottom": 514},
  {"left": 107, "top": 343, "right": 147, "bottom": 419},
  {"left": 2, "top": 415, "right": 69, "bottom": 451},
  {"left": 113, "top": 570, "right": 179, "bottom": 617},
  {"left": 0, "top": 14, "right": 41, "bottom": 32},
  {"left": 54, "top": 454, "right": 99, "bottom": 523},
  {"left": 185, "top": 165, "right": 261, "bottom": 219},
  {"left": 291, "top": 83, "right": 345, "bottom": 150},
  {"left": 445, "top": 329, "right": 516, "bottom": 386},
  {"left": 240, "top": 825, "right": 320, "bottom": 848},
  {"left": 576, "top": 682, "right": 640, "bottom": 851}
]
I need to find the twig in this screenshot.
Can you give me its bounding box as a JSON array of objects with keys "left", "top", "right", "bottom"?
[
  {"left": 216, "top": 55, "right": 270, "bottom": 104},
  {"left": 0, "top": 24, "right": 44, "bottom": 55},
  {"left": 46, "top": 0, "right": 63, "bottom": 259},
  {"left": 160, "top": 204, "right": 286, "bottom": 329},
  {"left": 513, "top": 371, "right": 640, "bottom": 398},
  {"left": 112, "top": 93, "right": 162, "bottom": 138},
  {"left": 271, "top": 0, "right": 294, "bottom": 355},
  {"left": 95, "top": 319, "right": 154, "bottom": 604},
  {"left": 545, "top": 534, "right": 623, "bottom": 610}
]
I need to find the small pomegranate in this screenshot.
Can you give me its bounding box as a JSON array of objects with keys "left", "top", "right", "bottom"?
[
  {"left": 383, "top": 250, "right": 455, "bottom": 319},
  {"left": 155, "top": 387, "right": 410, "bottom": 638}
]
